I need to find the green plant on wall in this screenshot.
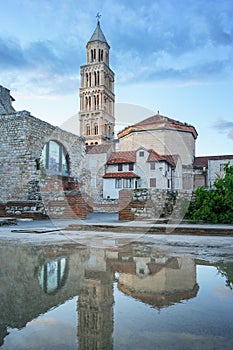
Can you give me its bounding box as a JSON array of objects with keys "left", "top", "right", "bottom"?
[{"left": 187, "top": 163, "right": 233, "bottom": 224}]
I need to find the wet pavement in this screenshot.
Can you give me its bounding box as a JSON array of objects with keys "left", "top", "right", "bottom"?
[{"left": 0, "top": 213, "right": 233, "bottom": 263}]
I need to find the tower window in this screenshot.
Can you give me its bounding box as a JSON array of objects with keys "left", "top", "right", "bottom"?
[
  {"left": 86, "top": 73, "right": 88, "bottom": 87},
  {"left": 99, "top": 49, "right": 103, "bottom": 62},
  {"left": 94, "top": 124, "right": 98, "bottom": 135},
  {"left": 86, "top": 125, "right": 90, "bottom": 135}
]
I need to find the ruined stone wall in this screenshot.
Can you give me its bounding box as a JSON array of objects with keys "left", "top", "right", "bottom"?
[
  {"left": 0, "top": 111, "right": 85, "bottom": 202},
  {"left": 0, "top": 86, "right": 15, "bottom": 114},
  {"left": 119, "top": 188, "right": 193, "bottom": 221}
]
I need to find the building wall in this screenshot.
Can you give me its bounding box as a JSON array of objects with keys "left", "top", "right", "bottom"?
[
  {"left": 119, "top": 128, "right": 195, "bottom": 166},
  {"left": 119, "top": 188, "right": 193, "bottom": 221},
  {"left": 80, "top": 150, "right": 112, "bottom": 199},
  {"left": 0, "top": 111, "right": 85, "bottom": 202},
  {"left": 208, "top": 159, "right": 233, "bottom": 188}
]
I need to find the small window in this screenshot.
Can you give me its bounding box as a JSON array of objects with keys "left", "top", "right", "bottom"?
[
  {"left": 150, "top": 162, "right": 155, "bottom": 170},
  {"left": 167, "top": 179, "right": 170, "bottom": 188},
  {"left": 150, "top": 178, "right": 156, "bottom": 187},
  {"left": 118, "top": 164, "right": 123, "bottom": 171},
  {"left": 94, "top": 124, "right": 98, "bottom": 135},
  {"left": 129, "top": 163, "right": 134, "bottom": 171},
  {"left": 139, "top": 151, "right": 144, "bottom": 157},
  {"left": 115, "top": 178, "right": 122, "bottom": 188},
  {"left": 220, "top": 163, "right": 226, "bottom": 171}
]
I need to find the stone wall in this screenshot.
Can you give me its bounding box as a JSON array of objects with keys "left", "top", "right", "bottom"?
[
  {"left": 0, "top": 86, "right": 15, "bottom": 114},
  {"left": 0, "top": 176, "right": 90, "bottom": 219},
  {"left": 0, "top": 111, "right": 85, "bottom": 202},
  {"left": 93, "top": 198, "right": 118, "bottom": 213},
  {"left": 119, "top": 188, "right": 193, "bottom": 221}
]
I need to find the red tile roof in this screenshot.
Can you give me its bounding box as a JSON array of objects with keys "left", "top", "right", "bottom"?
[
  {"left": 117, "top": 113, "right": 198, "bottom": 139},
  {"left": 107, "top": 151, "right": 136, "bottom": 164},
  {"left": 163, "top": 154, "right": 179, "bottom": 169},
  {"left": 147, "top": 149, "right": 164, "bottom": 162},
  {"left": 147, "top": 150, "right": 178, "bottom": 168},
  {"left": 103, "top": 172, "right": 140, "bottom": 179},
  {"left": 194, "top": 155, "right": 233, "bottom": 168}
]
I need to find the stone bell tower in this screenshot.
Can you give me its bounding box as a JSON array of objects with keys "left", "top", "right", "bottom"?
[{"left": 79, "top": 17, "right": 115, "bottom": 145}]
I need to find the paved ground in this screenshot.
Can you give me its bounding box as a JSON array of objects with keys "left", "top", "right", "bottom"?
[{"left": 0, "top": 213, "right": 233, "bottom": 263}]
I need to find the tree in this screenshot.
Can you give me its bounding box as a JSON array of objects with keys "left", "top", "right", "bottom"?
[{"left": 187, "top": 163, "right": 233, "bottom": 224}]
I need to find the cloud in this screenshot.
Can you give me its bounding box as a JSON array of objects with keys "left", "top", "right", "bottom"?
[
  {"left": 0, "top": 37, "right": 27, "bottom": 68},
  {"left": 0, "top": 35, "right": 81, "bottom": 95},
  {"left": 214, "top": 119, "right": 233, "bottom": 140},
  {"left": 1, "top": 0, "right": 233, "bottom": 94}
]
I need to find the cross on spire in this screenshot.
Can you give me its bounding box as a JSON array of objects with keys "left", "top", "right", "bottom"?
[{"left": 96, "top": 12, "right": 101, "bottom": 22}]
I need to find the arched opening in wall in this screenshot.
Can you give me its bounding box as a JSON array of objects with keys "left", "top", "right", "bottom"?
[{"left": 41, "top": 140, "right": 70, "bottom": 176}]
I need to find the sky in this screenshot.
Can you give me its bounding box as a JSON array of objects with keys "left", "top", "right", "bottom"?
[{"left": 0, "top": 0, "right": 233, "bottom": 156}]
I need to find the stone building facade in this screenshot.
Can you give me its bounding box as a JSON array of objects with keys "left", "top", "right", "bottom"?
[
  {"left": 194, "top": 155, "right": 233, "bottom": 188},
  {"left": 117, "top": 114, "right": 198, "bottom": 190},
  {"left": 0, "top": 110, "right": 85, "bottom": 202},
  {"left": 0, "top": 87, "right": 87, "bottom": 218}
]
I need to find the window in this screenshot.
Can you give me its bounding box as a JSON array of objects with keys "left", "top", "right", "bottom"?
[
  {"left": 150, "top": 162, "right": 155, "bottom": 170},
  {"left": 38, "top": 257, "right": 68, "bottom": 294},
  {"left": 41, "top": 140, "right": 69, "bottom": 176},
  {"left": 118, "top": 164, "right": 123, "bottom": 171},
  {"left": 86, "top": 125, "right": 90, "bottom": 135},
  {"left": 123, "top": 178, "right": 133, "bottom": 188},
  {"left": 129, "top": 163, "right": 134, "bottom": 171},
  {"left": 220, "top": 163, "right": 226, "bottom": 171},
  {"left": 94, "top": 124, "right": 98, "bottom": 135},
  {"left": 139, "top": 151, "right": 144, "bottom": 157},
  {"left": 150, "top": 178, "right": 156, "bottom": 187},
  {"left": 167, "top": 179, "right": 170, "bottom": 188},
  {"left": 115, "top": 178, "right": 122, "bottom": 188}
]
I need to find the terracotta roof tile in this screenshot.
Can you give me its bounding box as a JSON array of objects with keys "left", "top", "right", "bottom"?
[
  {"left": 103, "top": 172, "right": 140, "bottom": 179},
  {"left": 118, "top": 113, "right": 198, "bottom": 139},
  {"left": 107, "top": 151, "right": 136, "bottom": 164},
  {"left": 147, "top": 149, "right": 165, "bottom": 162},
  {"left": 147, "top": 150, "right": 179, "bottom": 168},
  {"left": 194, "top": 155, "right": 233, "bottom": 168}
]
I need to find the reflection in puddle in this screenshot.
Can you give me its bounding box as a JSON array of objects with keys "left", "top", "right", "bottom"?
[
  {"left": 38, "top": 257, "right": 68, "bottom": 294},
  {"left": 0, "top": 242, "right": 233, "bottom": 349}
]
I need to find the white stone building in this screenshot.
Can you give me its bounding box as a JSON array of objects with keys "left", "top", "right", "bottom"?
[
  {"left": 194, "top": 155, "right": 233, "bottom": 188},
  {"left": 117, "top": 113, "right": 198, "bottom": 190},
  {"left": 102, "top": 148, "right": 182, "bottom": 199}
]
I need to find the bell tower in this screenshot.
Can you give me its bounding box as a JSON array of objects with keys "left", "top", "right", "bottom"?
[{"left": 79, "top": 17, "right": 115, "bottom": 145}]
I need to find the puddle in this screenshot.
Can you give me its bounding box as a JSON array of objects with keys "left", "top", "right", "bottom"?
[{"left": 0, "top": 241, "right": 233, "bottom": 349}]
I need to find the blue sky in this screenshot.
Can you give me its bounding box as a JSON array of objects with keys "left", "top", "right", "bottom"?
[{"left": 0, "top": 0, "right": 233, "bottom": 155}]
